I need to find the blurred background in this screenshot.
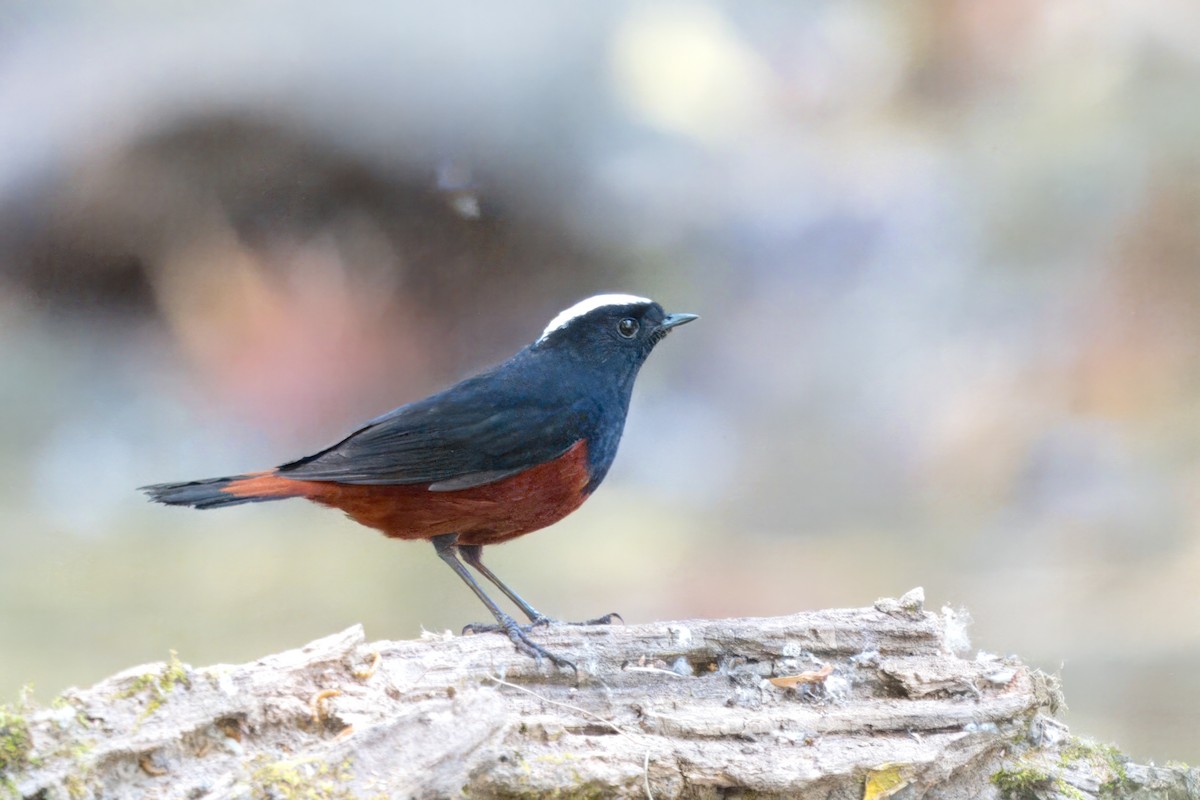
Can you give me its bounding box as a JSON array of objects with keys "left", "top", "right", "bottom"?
[{"left": 2, "top": 1, "right": 1198, "bottom": 762}]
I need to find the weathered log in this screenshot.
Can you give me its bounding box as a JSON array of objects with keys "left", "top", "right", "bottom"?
[{"left": 3, "top": 589, "right": 1196, "bottom": 799}]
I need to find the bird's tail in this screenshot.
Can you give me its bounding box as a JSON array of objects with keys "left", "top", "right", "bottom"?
[{"left": 140, "top": 470, "right": 304, "bottom": 509}]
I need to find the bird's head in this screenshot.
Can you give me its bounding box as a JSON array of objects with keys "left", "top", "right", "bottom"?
[{"left": 534, "top": 294, "right": 698, "bottom": 367}]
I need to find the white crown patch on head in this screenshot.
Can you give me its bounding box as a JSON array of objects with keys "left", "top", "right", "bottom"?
[{"left": 538, "top": 294, "right": 652, "bottom": 342}]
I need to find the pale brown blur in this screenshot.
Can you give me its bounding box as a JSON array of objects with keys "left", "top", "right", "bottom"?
[{"left": 1, "top": 2, "right": 1198, "bottom": 762}]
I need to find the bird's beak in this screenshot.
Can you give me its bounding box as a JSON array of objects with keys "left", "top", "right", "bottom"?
[{"left": 660, "top": 312, "right": 699, "bottom": 331}]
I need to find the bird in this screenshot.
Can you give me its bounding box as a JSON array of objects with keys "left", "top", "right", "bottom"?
[{"left": 141, "top": 294, "right": 698, "bottom": 669}]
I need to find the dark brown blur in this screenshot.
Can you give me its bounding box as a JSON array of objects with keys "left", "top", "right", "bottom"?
[{"left": 2, "top": 2, "right": 1198, "bottom": 762}]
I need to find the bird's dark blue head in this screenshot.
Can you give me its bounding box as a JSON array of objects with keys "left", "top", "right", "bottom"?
[
  {"left": 528, "top": 294, "right": 697, "bottom": 491},
  {"left": 533, "top": 294, "right": 698, "bottom": 376}
]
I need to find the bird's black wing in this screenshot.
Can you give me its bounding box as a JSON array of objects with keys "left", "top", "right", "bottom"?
[{"left": 277, "top": 366, "right": 594, "bottom": 488}]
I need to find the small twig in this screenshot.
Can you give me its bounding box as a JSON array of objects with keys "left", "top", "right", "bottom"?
[
  {"left": 484, "top": 675, "right": 625, "bottom": 737},
  {"left": 309, "top": 688, "right": 342, "bottom": 724},
  {"left": 139, "top": 753, "right": 166, "bottom": 777},
  {"left": 352, "top": 651, "right": 382, "bottom": 680},
  {"left": 623, "top": 666, "right": 691, "bottom": 679},
  {"left": 768, "top": 663, "right": 834, "bottom": 689}
]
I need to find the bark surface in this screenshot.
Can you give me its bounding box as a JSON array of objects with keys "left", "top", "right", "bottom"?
[{"left": 4, "top": 589, "right": 1197, "bottom": 799}]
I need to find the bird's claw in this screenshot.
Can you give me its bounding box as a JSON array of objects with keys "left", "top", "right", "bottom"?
[
  {"left": 536, "top": 611, "right": 624, "bottom": 627},
  {"left": 462, "top": 616, "right": 577, "bottom": 673},
  {"left": 511, "top": 634, "right": 577, "bottom": 673}
]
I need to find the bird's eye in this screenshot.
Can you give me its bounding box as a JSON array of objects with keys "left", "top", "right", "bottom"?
[{"left": 617, "top": 318, "right": 639, "bottom": 338}]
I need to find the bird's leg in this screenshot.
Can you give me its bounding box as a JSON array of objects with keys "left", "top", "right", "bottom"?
[
  {"left": 431, "top": 534, "right": 575, "bottom": 672},
  {"left": 457, "top": 544, "right": 551, "bottom": 625},
  {"left": 458, "top": 544, "right": 623, "bottom": 629}
]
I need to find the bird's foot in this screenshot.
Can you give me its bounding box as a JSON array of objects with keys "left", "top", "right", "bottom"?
[
  {"left": 533, "top": 611, "right": 624, "bottom": 627},
  {"left": 570, "top": 611, "right": 623, "bottom": 626},
  {"left": 463, "top": 620, "right": 531, "bottom": 635},
  {"left": 466, "top": 611, "right": 623, "bottom": 633},
  {"left": 463, "top": 615, "right": 576, "bottom": 673}
]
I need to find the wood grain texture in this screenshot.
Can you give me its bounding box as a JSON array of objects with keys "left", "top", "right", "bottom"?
[{"left": 7, "top": 591, "right": 1195, "bottom": 799}]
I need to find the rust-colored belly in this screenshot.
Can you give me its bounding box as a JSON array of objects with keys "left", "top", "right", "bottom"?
[{"left": 223, "top": 440, "right": 592, "bottom": 546}]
